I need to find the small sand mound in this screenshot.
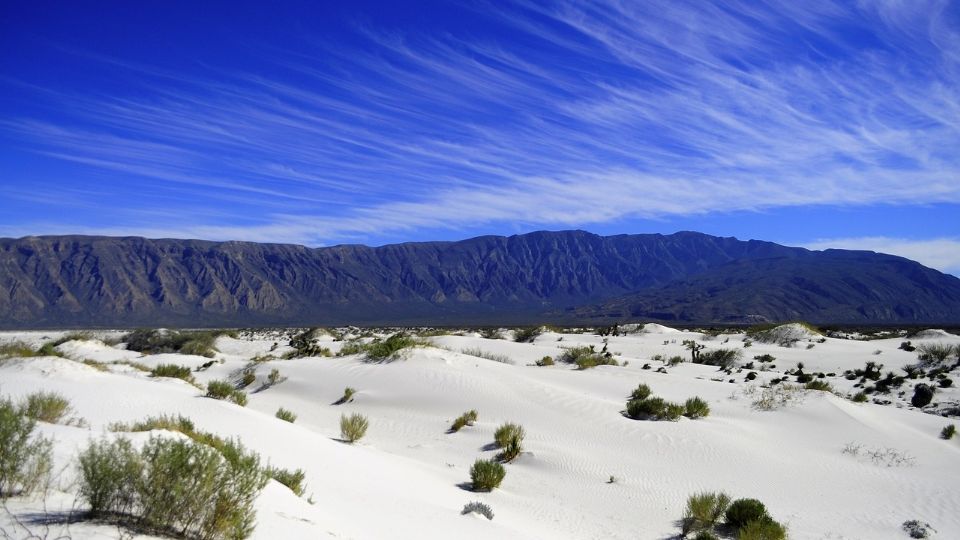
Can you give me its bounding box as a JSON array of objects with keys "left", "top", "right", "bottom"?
[
  {"left": 749, "top": 323, "right": 820, "bottom": 346},
  {"left": 912, "top": 329, "right": 958, "bottom": 340}
]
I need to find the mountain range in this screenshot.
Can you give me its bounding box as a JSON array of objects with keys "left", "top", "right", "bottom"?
[{"left": 1, "top": 230, "right": 958, "bottom": 328}]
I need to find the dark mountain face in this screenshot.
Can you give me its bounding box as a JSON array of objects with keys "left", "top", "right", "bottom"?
[{"left": 0, "top": 231, "right": 957, "bottom": 328}]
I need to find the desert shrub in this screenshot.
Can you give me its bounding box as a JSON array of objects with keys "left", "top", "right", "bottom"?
[
  {"left": 725, "top": 498, "right": 767, "bottom": 528},
  {"left": 753, "top": 354, "right": 776, "bottom": 363},
  {"left": 911, "top": 383, "right": 934, "bottom": 408},
  {"left": 206, "top": 380, "right": 247, "bottom": 406},
  {"left": 941, "top": 424, "right": 956, "bottom": 440},
  {"left": 494, "top": 422, "right": 525, "bottom": 462},
  {"left": 21, "top": 391, "right": 72, "bottom": 424},
  {"left": 666, "top": 355, "right": 685, "bottom": 367},
  {"left": 916, "top": 343, "right": 955, "bottom": 367},
  {"left": 940, "top": 377, "right": 953, "bottom": 388},
  {"left": 461, "top": 501, "right": 494, "bottom": 520},
  {"left": 698, "top": 348, "right": 742, "bottom": 368},
  {"left": 683, "top": 491, "right": 731, "bottom": 533},
  {"left": 749, "top": 384, "right": 803, "bottom": 411},
  {"left": 450, "top": 410, "right": 478, "bottom": 432},
  {"left": 335, "top": 387, "right": 357, "bottom": 405},
  {"left": 150, "top": 363, "right": 194, "bottom": 382},
  {"left": 265, "top": 466, "right": 306, "bottom": 497},
  {"left": 851, "top": 392, "right": 868, "bottom": 403},
  {"left": 79, "top": 435, "right": 267, "bottom": 539},
  {"left": 275, "top": 407, "right": 297, "bottom": 423},
  {"left": 480, "top": 328, "right": 504, "bottom": 340},
  {"left": 558, "top": 345, "right": 618, "bottom": 369},
  {"left": 365, "top": 333, "right": 422, "bottom": 361},
  {"left": 513, "top": 326, "right": 543, "bottom": 343},
  {"left": 903, "top": 519, "right": 934, "bottom": 538},
  {"left": 470, "top": 459, "right": 505, "bottom": 491},
  {"left": 738, "top": 517, "right": 787, "bottom": 540},
  {"left": 286, "top": 328, "right": 333, "bottom": 358},
  {"left": 804, "top": 380, "right": 832, "bottom": 392},
  {"left": 340, "top": 413, "right": 369, "bottom": 443},
  {"left": 0, "top": 398, "right": 52, "bottom": 498},
  {"left": 692, "top": 532, "right": 719, "bottom": 540},
  {"left": 0, "top": 341, "right": 43, "bottom": 359},
  {"left": 684, "top": 397, "right": 711, "bottom": 419},
  {"left": 239, "top": 370, "right": 256, "bottom": 388},
  {"left": 461, "top": 347, "right": 511, "bottom": 364},
  {"left": 663, "top": 402, "right": 685, "bottom": 421},
  {"left": 630, "top": 383, "right": 652, "bottom": 401},
  {"left": 35, "top": 342, "right": 64, "bottom": 357},
  {"left": 265, "top": 368, "right": 286, "bottom": 388},
  {"left": 336, "top": 340, "right": 366, "bottom": 356},
  {"left": 178, "top": 332, "right": 218, "bottom": 358},
  {"left": 535, "top": 356, "right": 554, "bottom": 366},
  {"left": 77, "top": 437, "right": 141, "bottom": 515},
  {"left": 626, "top": 396, "right": 666, "bottom": 419},
  {"left": 899, "top": 341, "right": 916, "bottom": 352}
]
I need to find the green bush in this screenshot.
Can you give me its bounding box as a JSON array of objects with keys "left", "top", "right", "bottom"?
[
  {"left": 0, "top": 398, "right": 52, "bottom": 498},
  {"left": 494, "top": 422, "right": 525, "bottom": 462},
  {"left": 21, "top": 391, "right": 73, "bottom": 424},
  {"left": 77, "top": 437, "right": 141, "bottom": 515},
  {"left": 692, "top": 531, "right": 719, "bottom": 540},
  {"left": 911, "top": 383, "right": 934, "bottom": 408},
  {"left": 275, "top": 407, "right": 297, "bottom": 423},
  {"left": 941, "top": 424, "right": 956, "bottom": 440},
  {"left": 35, "top": 342, "right": 64, "bottom": 357},
  {"left": 535, "top": 356, "right": 554, "bottom": 366},
  {"left": 150, "top": 363, "right": 194, "bottom": 382},
  {"left": 267, "top": 368, "right": 284, "bottom": 387},
  {"left": 124, "top": 329, "right": 222, "bottom": 357},
  {"left": 265, "top": 466, "right": 306, "bottom": 497},
  {"left": 851, "top": 391, "right": 868, "bottom": 403},
  {"left": 335, "top": 387, "right": 357, "bottom": 405},
  {"left": 698, "top": 348, "right": 742, "bottom": 368},
  {"left": 738, "top": 517, "right": 787, "bottom": 540},
  {"left": 662, "top": 402, "right": 685, "bottom": 421},
  {"left": 450, "top": 410, "right": 478, "bottom": 432},
  {"left": 726, "top": 498, "right": 768, "bottom": 528},
  {"left": 0, "top": 341, "right": 43, "bottom": 359},
  {"left": 340, "top": 413, "right": 369, "bottom": 443},
  {"left": 470, "top": 459, "right": 505, "bottom": 491},
  {"left": 683, "top": 491, "right": 731, "bottom": 534},
  {"left": 78, "top": 436, "right": 267, "bottom": 539},
  {"left": 239, "top": 370, "right": 256, "bottom": 388},
  {"left": 513, "top": 326, "right": 543, "bottom": 343},
  {"left": 684, "top": 397, "right": 711, "bottom": 419},
  {"left": 365, "top": 333, "right": 422, "bottom": 361},
  {"left": 626, "top": 396, "right": 666, "bottom": 419},
  {"left": 804, "top": 380, "right": 832, "bottom": 392},
  {"left": 630, "top": 383, "right": 652, "bottom": 401},
  {"left": 206, "top": 380, "right": 247, "bottom": 406}
]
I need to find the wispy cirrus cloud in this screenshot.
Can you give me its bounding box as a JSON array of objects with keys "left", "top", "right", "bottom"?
[{"left": 1, "top": 0, "right": 958, "bottom": 245}]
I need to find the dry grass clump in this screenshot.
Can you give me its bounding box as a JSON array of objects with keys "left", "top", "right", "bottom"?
[
  {"left": 493, "top": 422, "right": 525, "bottom": 462},
  {"left": 340, "top": 413, "right": 369, "bottom": 443},
  {"left": 450, "top": 410, "right": 478, "bottom": 433},
  {"left": 469, "top": 459, "right": 505, "bottom": 492},
  {"left": 206, "top": 380, "right": 248, "bottom": 406}
]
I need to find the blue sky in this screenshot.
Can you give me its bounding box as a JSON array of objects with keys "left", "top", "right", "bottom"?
[{"left": 2, "top": 0, "right": 959, "bottom": 274}]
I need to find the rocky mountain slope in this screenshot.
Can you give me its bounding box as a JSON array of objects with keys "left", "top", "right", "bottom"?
[{"left": 1, "top": 231, "right": 958, "bottom": 327}]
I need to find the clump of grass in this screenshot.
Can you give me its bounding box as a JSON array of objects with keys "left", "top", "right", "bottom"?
[
  {"left": 78, "top": 435, "right": 267, "bottom": 539},
  {"left": 851, "top": 391, "right": 868, "bottom": 403},
  {"left": 35, "top": 342, "right": 64, "bottom": 357},
  {"left": 335, "top": 387, "right": 357, "bottom": 405},
  {"left": 285, "top": 328, "right": 334, "bottom": 358},
  {"left": 206, "top": 380, "right": 248, "bottom": 406},
  {"left": 682, "top": 491, "right": 731, "bottom": 535},
  {"left": 725, "top": 498, "right": 768, "bottom": 528},
  {"left": 461, "top": 501, "right": 494, "bottom": 520},
  {"left": 697, "top": 348, "right": 742, "bottom": 368},
  {"left": 21, "top": 391, "right": 73, "bottom": 424},
  {"left": 364, "top": 333, "right": 424, "bottom": 362},
  {"left": 470, "top": 459, "right": 505, "bottom": 491},
  {"left": 0, "top": 397, "right": 53, "bottom": 498},
  {"left": 239, "top": 369, "right": 256, "bottom": 388},
  {"left": 0, "top": 341, "right": 42, "bottom": 359},
  {"left": 493, "top": 422, "right": 525, "bottom": 462},
  {"left": 747, "top": 384, "right": 804, "bottom": 411},
  {"left": 738, "top": 518, "right": 787, "bottom": 540},
  {"left": 450, "top": 410, "right": 478, "bottom": 433},
  {"left": 265, "top": 466, "right": 306, "bottom": 497},
  {"left": 916, "top": 343, "right": 955, "bottom": 367},
  {"left": 124, "top": 329, "right": 220, "bottom": 357},
  {"left": 513, "top": 326, "right": 543, "bottom": 343},
  {"left": 804, "top": 380, "right": 832, "bottom": 392},
  {"left": 461, "top": 347, "right": 511, "bottom": 364},
  {"left": 149, "top": 363, "right": 195, "bottom": 384},
  {"left": 275, "top": 407, "right": 297, "bottom": 423},
  {"left": 558, "top": 345, "right": 618, "bottom": 369},
  {"left": 630, "top": 383, "right": 652, "bottom": 401},
  {"left": 683, "top": 397, "right": 711, "bottom": 419},
  {"left": 941, "top": 424, "right": 956, "bottom": 440},
  {"left": 340, "top": 413, "right": 369, "bottom": 443},
  {"left": 535, "top": 356, "right": 554, "bottom": 366}
]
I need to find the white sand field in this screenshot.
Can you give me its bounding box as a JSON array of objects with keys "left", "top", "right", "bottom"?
[{"left": 1, "top": 324, "right": 959, "bottom": 539}]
